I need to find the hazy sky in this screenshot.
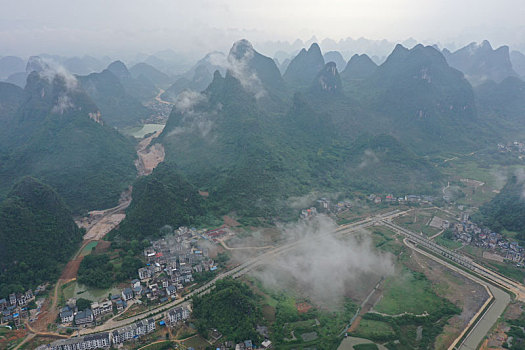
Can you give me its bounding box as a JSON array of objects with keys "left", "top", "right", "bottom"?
[{"left": 1, "top": 0, "right": 524, "bottom": 58}]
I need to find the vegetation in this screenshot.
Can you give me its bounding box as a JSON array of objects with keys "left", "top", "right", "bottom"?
[
  {"left": 0, "top": 71, "right": 137, "bottom": 214},
  {"left": 76, "top": 298, "right": 92, "bottom": 311},
  {"left": 112, "top": 162, "right": 211, "bottom": 241},
  {"left": 355, "top": 303, "right": 460, "bottom": 350},
  {"left": 78, "top": 69, "right": 151, "bottom": 128},
  {"left": 0, "top": 177, "right": 83, "bottom": 297},
  {"left": 77, "top": 243, "right": 145, "bottom": 289},
  {"left": 77, "top": 255, "right": 114, "bottom": 289},
  {"left": 478, "top": 175, "right": 525, "bottom": 240},
  {"left": 375, "top": 270, "right": 449, "bottom": 315},
  {"left": 353, "top": 343, "right": 380, "bottom": 350},
  {"left": 192, "top": 278, "right": 262, "bottom": 343}
]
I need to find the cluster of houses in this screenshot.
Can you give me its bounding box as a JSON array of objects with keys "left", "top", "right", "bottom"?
[
  {"left": 42, "top": 304, "right": 192, "bottom": 350},
  {"left": 59, "top": 289, "right": 133, "bottom": 327},
  {"left": 368, "top": 194, "right": 435, "bottom": 205},
  {"left": 497, "top": 141, "right": 525, "bottom": 155},
  {"left": 452, "top": 213, "right": 524, "bottom": 264},
  {"left": 202, "top": 226, "right": 233, "bottom": 243},
  {"left": 37, "top": 318, "right": 156, "bottom": 350},
  {"left": 0, "top": 289, "right": 36, "bottom": 326},
  {"left": 300, "top": 198, "right": 353, "bottom": 219},
  {"left": 215, "top": 339, "right": 272, "bottom": 349},
  {"left": 137, "top": 227, "right": 218, "bottom": 295}
]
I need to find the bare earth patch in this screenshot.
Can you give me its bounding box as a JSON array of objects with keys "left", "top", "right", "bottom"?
[{"left": 407, "top": 249, "right": 490, "bottom": 349}]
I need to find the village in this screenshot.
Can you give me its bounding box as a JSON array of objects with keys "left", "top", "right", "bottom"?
[{"left": 451, "top": 213, "right": 525, "bottom": 265}]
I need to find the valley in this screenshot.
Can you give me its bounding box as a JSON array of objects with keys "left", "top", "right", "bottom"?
[{"left": 1, "top": 30, "right": 525, "bottom": 350}]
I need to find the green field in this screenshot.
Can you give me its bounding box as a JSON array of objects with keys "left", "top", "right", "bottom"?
[
  {"left": 353, "top": 319, "right": 395, "bottom": 340},
  {"left": 80, "top": 241, "right": 98, "bottom": 257},
  {"left": 62, "top": 280, "right": 121, "bottom": 302},
  {"left": 123, "top": 123, "right": 165, "bottom": 138},
  {"left": 435, "top": 235, "right": 463, "bottom": 250},
  {"left": 375, "top": 270, "right": 445, "bottom": 315}
]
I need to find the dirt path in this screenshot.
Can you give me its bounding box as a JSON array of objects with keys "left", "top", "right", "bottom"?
[
  {"left": 429, "top": 229, "right": 445, "bottom": 240},
  {"left": 154, "top": 89, "right": 173, "bottom": 106},
  {"left": 29, "top": 126, "right": 167, "bottom": 340}
]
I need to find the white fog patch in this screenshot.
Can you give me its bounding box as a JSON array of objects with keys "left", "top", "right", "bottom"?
[
  {"left": 51, "top": 94, "right": 74, "bottom": 114},
  {"left": 490, "top": 168, "right": 508, "bottom": 190},
  {"left": 514, "top": 168, "right": 525, "bottom": 199},
  {"left": 286, "top": 192, "right": 341, "bottom": 209},
  {"left": 173, "top": 90, "right": 207, "bottom": 113},
  {"left": 28, "top": 57, "right": 79, "bottom": 114},
  {"left": 167, "top": 90, "right": 216, "bottom": 138},
  {"left": 250, "top": 215, "right": 394, "bottom": 306},
  {"left": 358, "top": 149, "right": 380, "bottom": 169},
  {"left": 227, "top": 40, "right": 267, "bottom": 99}
]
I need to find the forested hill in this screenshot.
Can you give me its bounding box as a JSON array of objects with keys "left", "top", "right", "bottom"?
[
  {"left": 478, "top": 175, "right": 525, "bottom": 240},
  {"left": 112, "top": 162, "right": 209, "bottom": 241},
  {"left": 0, "top": 177, "right": 83, "bottom": 297},
  {"left": 0, "top": 68, "right": 137, "bottom": 214},
  {"left": 150, "top": 41, "right": 443, "bottom": 222}
]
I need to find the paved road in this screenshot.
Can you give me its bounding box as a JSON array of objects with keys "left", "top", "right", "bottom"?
[
  {"left": 383, "top": 220, "right": 525, "bottom": 301},
  {"left": 80, "top": 210, "right": 407, "bottom": 335},
  {"left": 459, "top": 284, "right": 509, "bottom": 350},
  {"left": 387, "top": 223, "right": 512, "bottom": 350}
]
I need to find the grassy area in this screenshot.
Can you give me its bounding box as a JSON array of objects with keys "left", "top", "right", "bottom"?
[
  {"left": 394, "top": 211, "right": 441, "bottom": 237},
  {"left": 369, "top": 226, "right": 406, "bottom": 256},
  {"left": 435, "top": 235, "right": 463, "bottom": 250},
  {"left": 486, "top": 261, "right": 525, "bottom": 283},
  {"left": 137, "top": 340, "right": 174, "bottom": 350},
  {"left": 80, "top": 241, "right": 98, "bottom": 257},
  {"left": 122, "top": 123, "right": 164, "bottom": 138},
  {"left": 61, "top": 280, "right": 121, "bottom": 302},
  {"left": 353, "top": 319, "right": 395, "bottom": 340},
  {"left": 182, "top": 335, "right": 211, "bottom": 348},
  {"left": 375, "top": 269, "right": 446, "bottom": 315}
]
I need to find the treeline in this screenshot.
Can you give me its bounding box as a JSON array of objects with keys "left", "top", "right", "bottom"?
[
  {"left": 478, "top": 175, "right": 525, "bottom": 240},
  {"left": 77, "top": 243, "right": 144, "bottom": 289},
  {"left": 0, "top": 177, "right": 83, "bottom": 297},
  {"left": 192, "top": 278, "right": 262, "bottom": 343}
]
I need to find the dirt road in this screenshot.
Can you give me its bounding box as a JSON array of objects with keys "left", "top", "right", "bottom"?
[{"left": 31, "top": 124, "right": 166, "bottom": 339}]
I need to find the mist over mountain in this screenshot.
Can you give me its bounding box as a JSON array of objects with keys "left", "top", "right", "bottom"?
[
  {"left": 0, "top": 63, "right": 136, "bottom": 213},
  {"left": 476, "top": 77, "right": 525, "bottom": 132},
  {"left": 78, "top": 67, "right": 151, "bottom": 128},
  {"left": 161, "top": 52, "right": 227, "bottom": 102},
  {"left": 511, "top": 50, "right": 525, "bottom": 78},
  {"left": 107, "top": 60, "right": 158, "bottom": 102},
  {"left": 323, "top": 51, "right": 346, "bottom": 71},
  {"left": 341, "top": 54, "right": 378, "bottom": 81},
  {"left": 0, "top": 56, "right": 25, "bottom": 80},
  {"left": 283, "top": 43, "right": 325, "bottom": 88},
  {"left": 443, "top": 40, "right": 518, "bottom": 86},
  {"left": 353, "top": 44, "right": 480, "bottom": 153},
  {"left": 129, "top": 62, "right": 173, "bottom": 89}
]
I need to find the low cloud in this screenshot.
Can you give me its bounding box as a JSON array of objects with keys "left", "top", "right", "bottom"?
[
  {"left": 51, "top": 94, "right": 74, "bottom": 114},
  {"left": 250, "top": 215, "right": 394, "bottom": 306},
  {"left": 228, "top": 42, "right": 266, "bottom": 99},
  {"left": 358, "top": 149, "right": 380, "bottom": 169},
  {"left": 286, "top": 192, "right": 341, "bottom": 209},
  {"left": 167, "top": 90, "right": 217, "bottom": 138},
  {"left": 514, "top": 168, "right": 525, "bottom": 199},
  {"left": 28, "top": 56, "right": 79, "bottom": 114}
]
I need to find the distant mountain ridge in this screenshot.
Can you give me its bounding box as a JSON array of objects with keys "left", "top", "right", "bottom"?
[{"left": 443, "top": 40, "right": 518, "bottom": 86}]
